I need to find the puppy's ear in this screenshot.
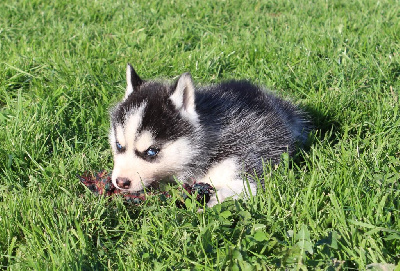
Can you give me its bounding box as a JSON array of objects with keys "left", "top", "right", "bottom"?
[
  {"left": 125, "top": 63, "right": 143, "bottom": 99},
  {"left": 170, "top": 73, "right": 199, "bottom": 124}
]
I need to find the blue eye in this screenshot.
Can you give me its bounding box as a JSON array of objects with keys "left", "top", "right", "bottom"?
[
  {"left": 116, "top": 142, "right": 124, "bottom": 152},
  {"left": 146, "top": 148, "right": 159, "bottom": 157}
]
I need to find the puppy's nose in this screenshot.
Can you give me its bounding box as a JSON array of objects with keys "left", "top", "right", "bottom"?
[{"left": 116, "top": 177, "right": 131, "bottom": 189}]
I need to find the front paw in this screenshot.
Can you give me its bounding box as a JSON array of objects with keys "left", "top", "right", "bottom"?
[{"left": 206, "top": 194, "right": 221, "bottom": 207}]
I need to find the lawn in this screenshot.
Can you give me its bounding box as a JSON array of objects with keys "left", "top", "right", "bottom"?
[{"left": 1, "top": 0, "right": 399, "bottom": 269}]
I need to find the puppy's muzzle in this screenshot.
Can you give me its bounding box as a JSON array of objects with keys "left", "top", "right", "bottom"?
[{"left": 116, "top": 177, "right": 131, "bottom": 189}]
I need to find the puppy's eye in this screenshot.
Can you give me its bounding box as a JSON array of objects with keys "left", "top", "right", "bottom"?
[
  {"left": 145, "top": 147, "right": 159, "bottom": 157},
  {"left": 116, "top": 142, "right": 125, "bottom": 152}
]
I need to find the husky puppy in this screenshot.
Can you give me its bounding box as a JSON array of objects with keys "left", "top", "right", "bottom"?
[{"left": 109, "top": 64, "right": 310, "bottom": 206}]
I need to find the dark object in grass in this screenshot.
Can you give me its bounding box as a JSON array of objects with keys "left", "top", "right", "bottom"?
[{"left": 79, "top": 170, "right": 214, "bottom": 206}]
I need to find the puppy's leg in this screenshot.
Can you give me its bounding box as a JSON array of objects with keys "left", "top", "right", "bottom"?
[{"left": 198, "top": 158, "right": 257, "bottom": 207}]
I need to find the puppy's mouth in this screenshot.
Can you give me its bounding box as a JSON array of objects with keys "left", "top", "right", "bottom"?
[
  {"left": 112, "top": 178, "right": 158, "bottom": 192},
  {"left": 145, "top": 176, "right": 177, "bottom": 190},
  {"left": 113, "top": 174, "right": 177, "bottom": 192}
]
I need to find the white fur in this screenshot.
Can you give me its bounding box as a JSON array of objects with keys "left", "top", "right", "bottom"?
[
  {"left": 115, "top": 125, "right": 126, "bottom": 148},
  {"left": 169, "top": 73, "right": 199, "bottom": 125},
  {"left": 198, "top": 157, "right": 257, "bottom": 207},
  {"left": 125, "top": 64, "right": 134, "bottom": 99},
  {"left": 135, "top": 130, "right": 154, "bottom": 152},
  {"left": 109, "top": 128, "right": 117, "bottom": 152},
  {"left": 124, "top": 103, "right": 146, "bottom": 150}
]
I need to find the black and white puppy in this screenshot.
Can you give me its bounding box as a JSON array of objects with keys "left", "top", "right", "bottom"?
[{"left": 109, "top": 64, "right": 310, "bottom": 206}]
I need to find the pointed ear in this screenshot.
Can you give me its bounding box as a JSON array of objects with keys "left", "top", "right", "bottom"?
[
  {"left": 170, "top": 73, "right": 199, "bottom": 124},
  {"left": 125, "top": 63, "right": 143, "bottom": 99}
]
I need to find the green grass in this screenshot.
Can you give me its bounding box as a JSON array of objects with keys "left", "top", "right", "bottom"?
[{"left": 1, "top": 0, "right": 399, "bottom": 269}]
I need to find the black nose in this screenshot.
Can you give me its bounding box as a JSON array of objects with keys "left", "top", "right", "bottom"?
[{"left": 116, "top": 177, "right": 131, "bottom": 189}]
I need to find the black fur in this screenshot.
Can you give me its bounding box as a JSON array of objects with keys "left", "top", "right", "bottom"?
[{"left": 194, "top": 80, "right": 304, "bottom": 176}]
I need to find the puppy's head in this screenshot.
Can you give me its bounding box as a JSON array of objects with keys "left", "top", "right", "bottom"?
[{"left": 109, "top": 64, "right": 199, "bottom": 192}]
